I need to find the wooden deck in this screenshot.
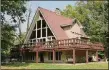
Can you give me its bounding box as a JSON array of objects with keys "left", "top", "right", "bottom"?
[
  {"left": 10, "top": 38, "right": 104, "bottom": 64},
  {"left": 21, "top": 38, "right": 104, "bottom": 51},
  {"left": 18, "top": 38, "right": 104, "bottom": 64}
]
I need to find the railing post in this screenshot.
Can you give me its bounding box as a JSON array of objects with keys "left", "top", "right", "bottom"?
[
  {"left": 53, "top": 49, "right": 55, "bottom": 63},
  {"left": 96, "top": 50, "right": 98, "bottom": 62},
  {"left": 36, "top": 51, "right": 38, "bottom": 63},
  {"left": 73, "top": 49, "right": 75, "bottom": 64},
  {"left": 86, "top": 50, "right": 88, "bottom": 63}
]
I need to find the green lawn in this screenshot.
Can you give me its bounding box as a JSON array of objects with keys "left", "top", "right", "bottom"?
[{"left": 1, "top": 62, "right": 108, "bottom": 69}]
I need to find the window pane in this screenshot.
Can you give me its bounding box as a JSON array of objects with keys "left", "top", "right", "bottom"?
[
  {"left": 37, "top": 20, "right": 41, "bottom": 29},
  {"left": 56, "top": 52, "right": 58, "bottom": 60},
  {"left": 59, "top": 52, "right": 61, "bottom": 60},
  {"left": 37, "top": 30, "right": 41, "bottom": 38},
  {"left": 47, "top": 28, "right": 53, "bottom": 36},
  {"left": 48, "top": 52, "right": 53, "bottom": 60},
  {"left": 42, "top": 29, "right": 46, "bottom": 37},
  {"left": 42, "top": 20, "right": 46, "bottom": 27},
  {"left": 56, "top": 52, "right": 61, "bottom": 60}
]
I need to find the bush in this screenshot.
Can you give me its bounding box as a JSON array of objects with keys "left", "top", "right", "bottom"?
[
  {"left": 76, "top": 56, "right": 85, "bottom": 63},
  {"left": 1, "top": 53, "right": 7, "bottom": 62}
]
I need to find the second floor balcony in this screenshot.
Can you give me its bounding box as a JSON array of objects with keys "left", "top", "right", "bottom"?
[{"left": 22, "top": 38, "right": 104, "bottom": 51}]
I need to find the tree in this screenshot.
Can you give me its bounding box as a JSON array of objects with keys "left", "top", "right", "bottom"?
[
  {"left": 1, "top": 23, "right": 15, "bottom": 51},
  {"left": 1, "top": 0, "right": 27, "bottom": 43},
  {"left": 14, "top": 32, "right": 26, "bottom": 45},
  {"left": 1, "top": 0, "right": 27, "bottom": 61},
  {"left": 60, "top": 1, "right": 108, "bottom": 58},
  {"left": 14, "top": 5, "right": 32, "bottom": 45}
]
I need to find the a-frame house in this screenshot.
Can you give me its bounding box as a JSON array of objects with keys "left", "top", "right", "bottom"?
[{"left": 12, "top": 7, "right": 104, "bottom": 63}]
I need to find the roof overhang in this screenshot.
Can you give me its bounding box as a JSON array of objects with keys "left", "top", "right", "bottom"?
[
  {"left": 81, "top": 36, "right": 90, "bottom": 39},
  {"left": 60, "top": 24, "right": 72, "bottom": 27}
]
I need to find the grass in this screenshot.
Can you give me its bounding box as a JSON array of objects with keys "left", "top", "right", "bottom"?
[{"left": 1, "top": 62, "right": 108, "bottom": 69}]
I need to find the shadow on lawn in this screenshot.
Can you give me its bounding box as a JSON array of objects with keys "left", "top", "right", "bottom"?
[{"left": 1, "top": 62, "right": 31, "bottom": 67}]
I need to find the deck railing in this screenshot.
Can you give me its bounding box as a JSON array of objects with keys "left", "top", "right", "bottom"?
[{"left": 22, "top": 38, "right": 104, "bottom": 50}]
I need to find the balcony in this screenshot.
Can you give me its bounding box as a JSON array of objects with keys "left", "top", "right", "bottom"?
[{"left": 22, "top": 38, "right": 104, "bottom": 51}]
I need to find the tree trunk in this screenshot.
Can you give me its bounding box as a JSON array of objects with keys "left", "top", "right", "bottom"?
[{"left": 27, "top": 8, "right": 31, "bottom": 33}]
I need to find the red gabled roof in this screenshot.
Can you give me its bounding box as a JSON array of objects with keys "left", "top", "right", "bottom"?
[{"left": 38, "top": 7, "right": 73, "bottom": 40}]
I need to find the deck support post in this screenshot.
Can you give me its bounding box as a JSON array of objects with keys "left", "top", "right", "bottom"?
[
  {"left": 86, "top": 50, "right": 88, "bottom": 63},
  {"left": 53, "top": 49, "right": 55, "bottom": 63},
  {"left": 96, "top": 50, "right": 98, "bottom": 62},
  {"left": 73, "top": 49, "right": 75, "bottom": 64},
  {"left": 36, "top": 51, "right": 38, "bottom": 63}
]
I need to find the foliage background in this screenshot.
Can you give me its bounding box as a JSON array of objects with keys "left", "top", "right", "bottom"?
[{"left": 1, "top": 1, "right": 108, "bottom": 61}]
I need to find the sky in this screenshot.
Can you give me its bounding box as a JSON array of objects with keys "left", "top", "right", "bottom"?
[{"left": 17, "top": 1, "right": 77, "bottom": 33}]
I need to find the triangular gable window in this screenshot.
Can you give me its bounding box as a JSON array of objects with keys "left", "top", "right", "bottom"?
[{"left": 28, "top": 11, "right": 55, "bottom": 44}]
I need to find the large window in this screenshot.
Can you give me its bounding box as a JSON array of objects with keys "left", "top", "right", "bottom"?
[
  {"left": 56, "top": 52, "right": 62, "bottom": 60},
  {"left": 48, "top": 52, "right": 53, "bottom": 60},
  {"left": 36, "top": 17, "right": 55, "bottom": 42}
]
